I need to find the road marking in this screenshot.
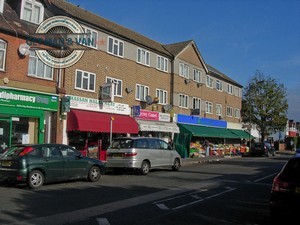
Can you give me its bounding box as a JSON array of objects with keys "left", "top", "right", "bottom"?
[
  {"left": 8, "top": 181, "right": 219, "bottom": 225},
  {"left": 253, "top": 172, "right": 278, "bottom": 182},
  {"left": 156, "top": 203, "right": 169, "bottom": 210},
  {"left": 96, "top": 218, "right": 110, "bottom": 225}
]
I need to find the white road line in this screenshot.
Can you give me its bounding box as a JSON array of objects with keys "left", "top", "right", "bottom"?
[
  {"left": 156, "top": 203, "right": 170, "bottom": 210},
  {"left": 7, "top": 181, "right": 219, "bottom": 225},
  {"left": 153, "top": 194, "right": 187, "bottom": 204},
  {"left": 96, "top": 218, "right": 110, "bottom": 225},
  {"left": 204, "top": 187, "right": 236, "bottom": 200},
  {"left": 172, "top": 198, "right": 204, "bottom": 210},
  {"left": 253, "top": 172, "right": 278, "bottom": 182}
]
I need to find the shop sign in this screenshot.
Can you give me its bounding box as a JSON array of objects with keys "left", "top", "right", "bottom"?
[
  {"left": 177, "top": 114, "right": 227, "bottom": 128},
  {"left": 159, "top": 113, "right": 170, "bottom": 122},
  {"left": 132, "top": 106, "right": 141, "bottom": 116},
  {"left": 0, "top": 87, "right": 59, "bottom": 111},
  {"left": 135, "top": 109, "right": 159, "bottom": 121},
  {"left": 69, "top": 95, "right": 131, "bottom": 115}
]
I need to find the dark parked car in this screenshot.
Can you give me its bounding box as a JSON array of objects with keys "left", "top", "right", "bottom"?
[
  {"left": 270, "top": 156, "right": 300, "bottom": 220},
  {"left": 250, "top": 142, "right": 275, "bottom": 157},
  {"left": 0, "top": 144, "right": 105, "bottom": 189}
]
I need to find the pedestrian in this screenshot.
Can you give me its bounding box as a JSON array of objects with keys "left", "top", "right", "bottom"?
[
  {"left": 168, "top": 138, "right": 174, "bottom": 149},
  {"left": 203, "top": 139, "right": 210, "bottom": 157}
]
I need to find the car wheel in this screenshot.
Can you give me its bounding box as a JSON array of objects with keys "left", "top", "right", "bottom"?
[
  {"left": 172, "top": 158, "right": 180, "bottom": 171},
  {"left": 28, "top": 170, "right": 44, "bottom": 189},
  {"left": 88, "top": 166, "right": 101, "bottom": 182},
  {"left": 140, "top": 161, "right": 150, "bottom": 175}
]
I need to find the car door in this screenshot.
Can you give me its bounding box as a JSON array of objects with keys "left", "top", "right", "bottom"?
[
  {"left": 40, "top": 146, "right": 65, "bottom": 181},
  {"left": 159, "top": 140, "right": 173, "bottom": 166},
  {"left": 58, "top": 145, "right": 87, "bottom": 179},
  {"left": 146, "top": 138, "right": 162, "bottom": 167}
]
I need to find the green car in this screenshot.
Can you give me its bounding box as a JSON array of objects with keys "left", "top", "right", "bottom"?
[{"left": 0, "top": 144, "right": 105, "bottom": 189}]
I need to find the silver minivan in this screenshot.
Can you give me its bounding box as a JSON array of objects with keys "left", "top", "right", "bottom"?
[{"left": 106, "top": 137, "right": 181, "bottom": 175}]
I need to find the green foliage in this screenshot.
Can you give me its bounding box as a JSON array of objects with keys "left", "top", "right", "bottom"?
[{"left": 241, "top": 70, "right": 288, "bottom": 141}]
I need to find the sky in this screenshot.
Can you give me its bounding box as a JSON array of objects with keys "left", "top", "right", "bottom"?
[{"left": 68, "top": 0, "right": 300, "bottom": 121}]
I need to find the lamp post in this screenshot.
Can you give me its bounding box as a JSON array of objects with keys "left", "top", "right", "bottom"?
[{"left": 110, "top": 116, "right": 114, "bottom": 145}]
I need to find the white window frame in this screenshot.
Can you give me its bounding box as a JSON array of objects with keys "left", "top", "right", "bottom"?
[
  {"left": 234, "top": 87, "right": 240, "bottom": 97},
  {"left": 137, "top": 48, "right": 150, "bottom": 66},
  {"left": 216, "top": 80, "right": 223, "bottom": 91},
  {"left": 107, "top": 36, "right": 124, "bottom": 57},
  {"left": 156, "top": 89, "right": 167, "bottom": 105},
  {"left": 135, "top": 84, "right": 149, "bottom": 101},
  {"left": 192, "top": 97, "right": 201, "bottom": 110},
  {"left": 81, "top": 26, "right": 98, "bottom": 49},
  {"left": 234, "top": 108, "right": 240, "bottom": 118},
  {"left": 28, "top": 50, "right": 53, "bottom": 80},
  {"left": 156, "top": 55, "right": 168, "bottom": 72},
  {"left": 178, "top": 94, "right": 189, "bottom": 108},
  {"left": 75, "top": 69, "right": 96, "bottom": 92},
  {"left": 226, "top": 106, "right": 233, "bottom": 117},
  {"left": 205, "top": 101, "right": 213, "bottom": 114},
  {"left": 227, "top": 84, "right": 233, "bottom": 94},
  {"left": 206, "top": 75, "right": 213, "bottom": 88},
  {"left": 179, "top": 63, "right": 189, "bottom": 78},
  {"left": 0, "top": 0, "right": 4, "bottom": 13},
  {"left": 193, "top": 68, "right": 202, "bottom": 83},
  {"left": 20, "top": 0, "right": 44, "bottom": 25},
  {"left": 216, "top": 104, "right": 222, "bottom": 116},
  {"left": 106, "top": 77, "right": 123, "bottom": 97},
  {"left": 0, "top": 39, "right": 7, "bottom": 71}
]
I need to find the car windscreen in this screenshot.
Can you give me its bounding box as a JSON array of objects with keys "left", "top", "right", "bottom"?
[{"left": 110, "top": 139, "right": 134, "bottom": 149}]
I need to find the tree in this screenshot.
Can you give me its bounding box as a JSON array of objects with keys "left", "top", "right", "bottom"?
[{"left": 241, "top": 70, "right": 288, "bottom": 142}]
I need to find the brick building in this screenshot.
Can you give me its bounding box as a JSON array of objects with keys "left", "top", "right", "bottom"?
[{"left": 0, "top": 0, "right": 247, "bottom": 158}]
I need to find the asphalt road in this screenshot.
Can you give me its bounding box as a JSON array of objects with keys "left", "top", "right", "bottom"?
[{"left": 0, "top": 154, "right": 291, "bottom": 225}]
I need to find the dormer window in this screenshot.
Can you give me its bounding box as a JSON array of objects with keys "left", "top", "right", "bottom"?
[
  {"left": 0, "top": 0, "right": 4, "bottom": 13},
  {"left": 20, "top": 0, "right": 44, "bottom": 25}
]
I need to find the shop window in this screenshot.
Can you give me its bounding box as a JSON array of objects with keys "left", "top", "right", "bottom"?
[
  {"left": 135, "top": 84, "right": 149, "bottom": 101},
  {"left": 0, "top": 0, "right": 4, "bottom": 13},
  {"left": 107, "top": 36, "right": 124, "bottom": 57},
  {"left": 137, "top": 48, "right": 150, "bottom": 66},
  {"left": 205, "top": 101, "right": 213, "bottom": 114},
  {"left": 20, "top": 0, "right": 44, "bottom": 25},
  {"left": 157, "top": 55, "right": 168, "bottom": 72},
  {"left": 179, "top": 63, "right": 189, "bottom": 78},
  {"left": 75, "top": 69, "right": 96, "bottom": 92},
  {"left": 0, "top": 39, "right": 6, "bottom": 71},
  {"left": 156, "top": 89, "right": 167, "bottom": 104},
  {"left": 106, "top": 77, "right": 122, "bottom": 97},
  {"left": 28, "top": 50, "right": 53, "bottom": 80}
]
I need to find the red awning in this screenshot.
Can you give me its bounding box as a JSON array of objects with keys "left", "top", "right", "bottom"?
[{"left": 67, "top": 109, "right": 139, "bottom": 134}]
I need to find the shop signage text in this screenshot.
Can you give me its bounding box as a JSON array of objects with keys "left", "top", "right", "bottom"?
[
  {"left": 134, "top": 109, "right": 170, "bottom": 122},
  {"left": 177, "top": 114, "right": 227, "bottom": 128},
  {"left": 0, "top": 88, "right": 58, "bottom": 111},
  {"left": 69, "top": 95, "right": 131, "bottom": 115}
]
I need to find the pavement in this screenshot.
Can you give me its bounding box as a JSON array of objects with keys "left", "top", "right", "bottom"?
[{"left": 181, "top": 149, "right": 295, "bottom": 166}]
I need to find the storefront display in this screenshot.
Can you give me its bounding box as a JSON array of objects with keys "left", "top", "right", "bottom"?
[{"left": 0, "top": 87, "right": 59, "bottom": 152}]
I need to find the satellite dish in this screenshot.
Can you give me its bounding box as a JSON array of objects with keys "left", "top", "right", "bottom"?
[
  {"left": 163, "top": 104, "right": 172, "bottom": 112},
  {"left": 145, "top": 95, "right": 152, "bottom": 105},
  {"left": 18, "top": 43, "right": 30, "bottom": 56}
]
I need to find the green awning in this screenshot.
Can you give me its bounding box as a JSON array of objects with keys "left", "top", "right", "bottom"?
[
  {"left": 178, "top": 124, "right": 239, "bottom": 139},
  {"left": 228, "top": 129, "right": 253, "bottom": 139}
]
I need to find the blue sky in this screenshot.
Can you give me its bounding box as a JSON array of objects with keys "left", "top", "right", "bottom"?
[{"left": 68, "top": 0, "right": 300, "bottom": 121}]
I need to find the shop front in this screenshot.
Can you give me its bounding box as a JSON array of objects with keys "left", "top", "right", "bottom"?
[
  {"left": 133, "top": 108, "right": 180, "bottom": 143},
  {"left": 174, "top": 114, "right": 247, "bottom": 158},
  {"left": 66, "top": 95, "right": 139, "bottom": 161},
  {"left": 0, "top": 87, "right": 59, "bottom": 153}
]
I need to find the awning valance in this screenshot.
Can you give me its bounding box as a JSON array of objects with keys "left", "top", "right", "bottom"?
[
  {"left": 178, "top": 124, "right": 239, "bottom": 138},
  {"left": 228, "top": 129, "right": 252, "bottom": 139},
  {"left": 136, "top": 120, "right": 180, "bottom": 133},
  {"left": 67, "top": 109, "right": 139, "bottom": 134}
]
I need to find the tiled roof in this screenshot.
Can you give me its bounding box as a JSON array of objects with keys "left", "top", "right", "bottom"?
[
  {"left": 207, "top": 64, "right": 242, "bottom": 87},
  {"left": 50, "top": 0, "right": 171, "bottom": 57},
  {"left": 163, "top": 40, "right": 193, "bottom": 57}
]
